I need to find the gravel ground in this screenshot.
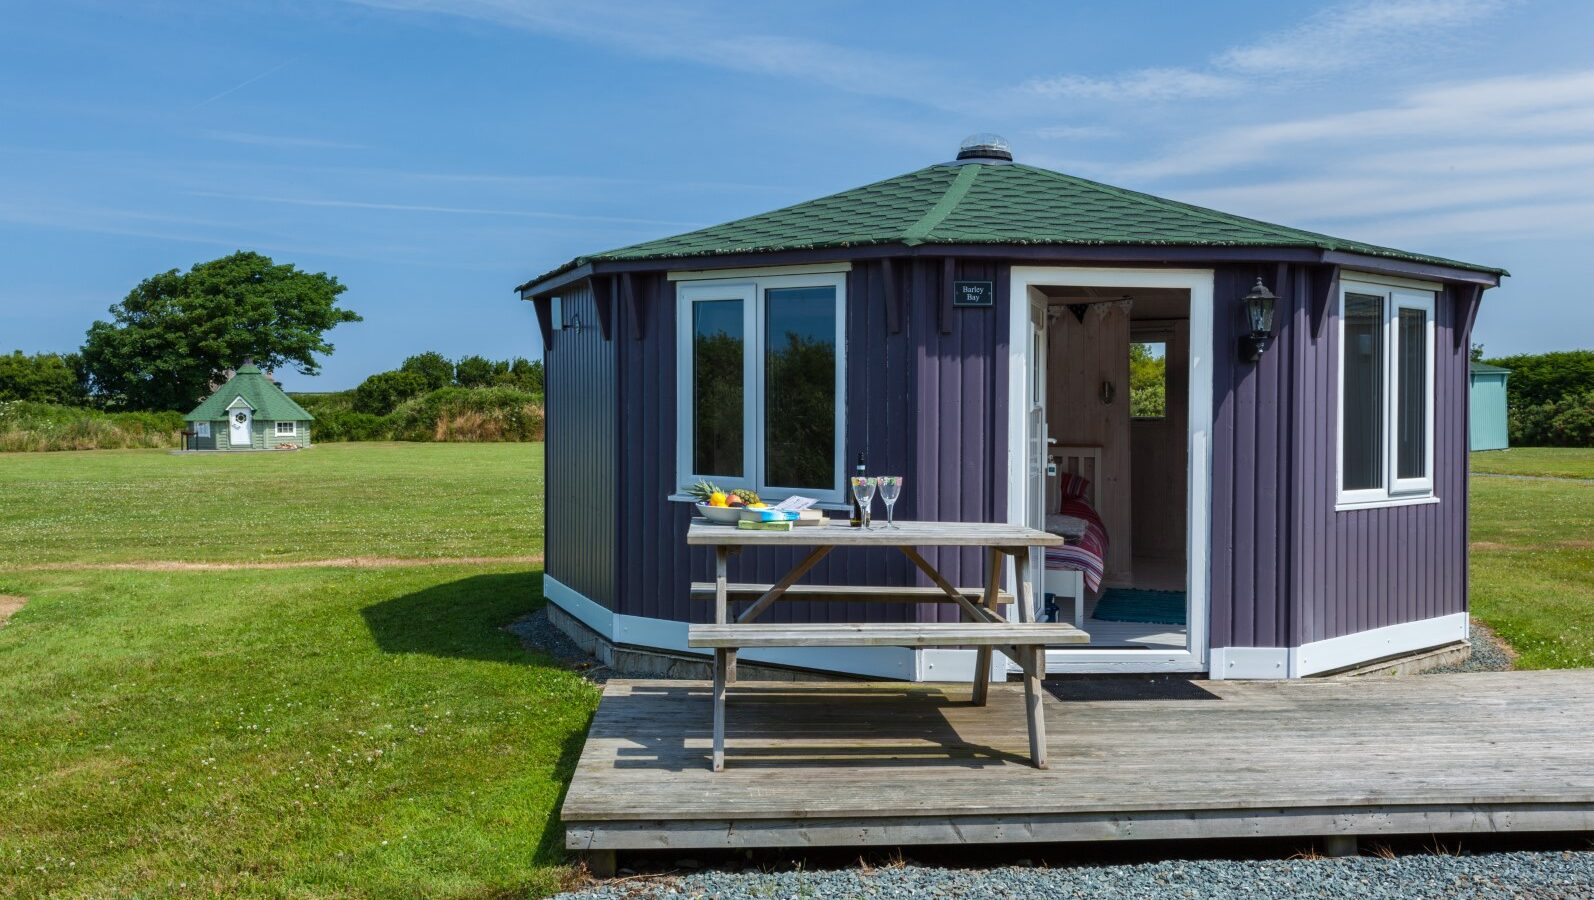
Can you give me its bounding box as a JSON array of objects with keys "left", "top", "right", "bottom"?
[
  {"left": 557, "top": 851, "right": 1594, "bottom": 899},
  {"left": 1428, "top": 619, "right": 1516, "bottom": 674},
  {"left": 507, "top": 608, "right": 612, "bottom": 683}
]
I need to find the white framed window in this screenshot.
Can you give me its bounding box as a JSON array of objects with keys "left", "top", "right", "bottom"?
[
  {"left": 676, "top": 272, "right": 847, "bottom": 502},
  {"left": 275, "top": 420, "right": 297, "bottom": 436},
  {"left": 1337, "top": 278, "right": 1436, "bottom": 509},
  {"left": 195, "top": 422, "right": 211, "bottom": 438}
]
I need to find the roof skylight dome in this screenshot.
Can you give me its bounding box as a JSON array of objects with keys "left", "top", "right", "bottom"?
[{"left": 956, "top": 133, "right": 1013, "bottom": 162}]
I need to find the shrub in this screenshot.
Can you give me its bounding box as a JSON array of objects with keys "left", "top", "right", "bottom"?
[
  {"left": 309, "top": 408, "right": 391, "bottom": 442},
  {"left": 0, "top": 401, "right": 183, "bottom": 452},
  {"left": 387, "top": 387, "right": 545, "bottom": 443},
  {"left": 0, "top": 351, "right": 88, "bottom": 405},
  {"left": 352, "top": 370, "right": 430, "bottom": 415},
  {"left": 1509, "top": 391, "right": 1594, "bottom": 447},
  {"left": 1485, "top": 350, "right": 1594, "bottom": 409}
]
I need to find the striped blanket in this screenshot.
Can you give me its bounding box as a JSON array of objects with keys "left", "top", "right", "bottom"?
[{"left": 1044, "top": 493, "right": 1109, "bottom": 593}]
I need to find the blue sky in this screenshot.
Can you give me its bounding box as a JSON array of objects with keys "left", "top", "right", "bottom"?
[{"left": 4, "top": 0, "right": 1592, "bottom": 390}]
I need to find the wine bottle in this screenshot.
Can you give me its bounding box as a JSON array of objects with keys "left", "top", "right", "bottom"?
[{"left": 849, "top": 452, "right": 866, "bottom": 527}]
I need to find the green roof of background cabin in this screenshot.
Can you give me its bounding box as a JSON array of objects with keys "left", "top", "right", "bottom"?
[
  {"left": 1470, "top": 361, "right": 1512, "bottom": 375},
  {"left": 522, "top": 150, "right": 1504, "bottom": 290},
  {"left": 184, "top": 363, "right": 314, "bottom": 422}
]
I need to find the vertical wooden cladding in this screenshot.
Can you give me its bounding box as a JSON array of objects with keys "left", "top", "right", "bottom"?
[
  {"left": 612, "top": 258, "right": 1009, "bottom": 626},
  {"left": 1209, "top": 263, "right": 1469, "bottom": 651},
  {"left": 544, "top": 280, "right": 619, "bottom": 608}
]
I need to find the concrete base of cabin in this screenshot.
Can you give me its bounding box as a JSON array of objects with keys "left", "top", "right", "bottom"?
[
  {"left": 544, "top": 604, "right": 854, "bottom": 682},
  {"left": 1325, "top": 640, "right": 1473, "bottom": 678}
]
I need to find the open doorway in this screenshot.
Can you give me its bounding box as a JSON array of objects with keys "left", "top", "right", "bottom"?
[{"left": 1009, "top": 268, "right": 1213, "bottom": 674}]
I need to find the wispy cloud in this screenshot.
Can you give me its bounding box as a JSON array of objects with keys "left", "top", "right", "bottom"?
[
  {"left": 186, "top": 190, "right": 701, "bottom": 227},
  {"left": 341, "top": 0, "right": 948, "bottom": 106},
  {"left": 1029, "top": 124, "right": 1121, "bottom": 141},
  {"left": 199, "top": 130, "right": 367, "bottom": 151},
  {"left": 1022, "top": 69, "right": 1241, "bottom": 103},
  {"left": 191, "top": 58, "right": 294, "bottom": 109},
  {"left": 1022, "top": 0, "right": 1506, "bottom": 104}
]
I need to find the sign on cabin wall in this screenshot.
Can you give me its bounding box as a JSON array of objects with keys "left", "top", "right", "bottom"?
[{"left": 953, "top": 280, "right": 994, "bottom": 308}]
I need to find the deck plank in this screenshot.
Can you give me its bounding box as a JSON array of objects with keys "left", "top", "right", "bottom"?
[{"left": 563, "top": 672, "right": 1594, "bottom": 848}]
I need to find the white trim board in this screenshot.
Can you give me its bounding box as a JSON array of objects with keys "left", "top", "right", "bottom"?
[
  {"left": 542, "top": 575, "right": 916, "bottom": 680},
  {"left": 1211, "top": 612, "right": 1468, "bottom": 679},
  {"left": 1007, "top": 266, "right": 1216, "bottom": 675}
]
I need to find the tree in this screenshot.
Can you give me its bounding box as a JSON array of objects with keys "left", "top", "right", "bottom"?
[
  {"left": 80, "top": 252, "right": 360, "bottom": 410},
  {"left": 454, "top": 354, "right": 508, "bottom": 388},
  {"left": 399, "top": 351, "right": 454, "bottom": 391},
  {"left": 507, "top": 357, "right": 544, "bottom": 394},
  {"left": 352, "top": 370, "right": 430, "bottom": 416},
  {"left": 1485, "top": 350, "right": 1594, "bottom": 409},
  {"left": 0, "top": 351, "right": 88, "bottom": 405}
]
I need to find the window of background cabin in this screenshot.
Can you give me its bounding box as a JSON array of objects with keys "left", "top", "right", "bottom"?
[
  {"left": 1130, "top": 340, "right": 1168, "bottom": 418},
  {"left": 677, "top": 273, "right": 846, "bottom": 502},
  {"left": 276, "top": 421, "right": 297, "bottom": 436},
  {"left": 1338, "top": 281, "right": 1435, "bottom": 507},
  {"left": 195, "top": 422, "right": 210, "bottom": 438}
]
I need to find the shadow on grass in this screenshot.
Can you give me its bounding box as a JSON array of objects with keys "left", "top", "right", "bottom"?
[
  {"left": 360, "top": 569, "right": 599, "bottom": 867},
  {"left": 361, "top": 571, "right": 546, "bottom": 663}
]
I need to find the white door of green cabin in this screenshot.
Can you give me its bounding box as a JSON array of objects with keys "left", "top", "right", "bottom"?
[{"left": 229, "top": 409, "right": 252, "bottom": 448}]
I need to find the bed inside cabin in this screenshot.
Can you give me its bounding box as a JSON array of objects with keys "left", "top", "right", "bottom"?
[{"left": 1038, "top": 286, "right": 1191, "bottom": 650}]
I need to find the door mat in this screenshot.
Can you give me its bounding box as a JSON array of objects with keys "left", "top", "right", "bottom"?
[{"left": 1091, "top": 588, "right": 1187, "bottom": 625}]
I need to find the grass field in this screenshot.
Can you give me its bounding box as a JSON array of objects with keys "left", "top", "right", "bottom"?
[
  {"left": 1470, "top": 448, "right": 1594, "bottom": 669},
  {"left": 1471, "top": 446, "right": 1594, "bottom": 480},
  {"left": 0, "top": 444, "right": 589, "bottom": 898},
  {"left": 1, "top": 443, "right": 1591, "bottom": 896}
]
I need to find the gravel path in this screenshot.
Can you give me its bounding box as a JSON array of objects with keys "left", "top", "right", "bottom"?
[
  {"left": 558, "top": 851, "right": 1594, "bottom": 899},
  {"left": 1428, "top": 619, "right": 1516, "bottom": 674}
]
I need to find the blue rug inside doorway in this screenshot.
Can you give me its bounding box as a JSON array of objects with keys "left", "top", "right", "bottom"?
[{"left": 1091, "top": 588, "right": 1187, "bottom": 626}]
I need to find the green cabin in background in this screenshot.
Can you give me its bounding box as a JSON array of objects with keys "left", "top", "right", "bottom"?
[
  {"left": 182, "top": 360, "right": 314, "bottom": 451},
  {"left": 1469, "top": 361, "right": 1510, "bottom": 452}
]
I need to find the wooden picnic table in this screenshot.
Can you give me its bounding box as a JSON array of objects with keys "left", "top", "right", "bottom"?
[{"left": 685, "top": 518, "right": 1088, "bottom": 771}]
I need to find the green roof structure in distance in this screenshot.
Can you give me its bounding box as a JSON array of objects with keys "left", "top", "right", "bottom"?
[
  {"left": 184, "top": 362, "right": 315, "bottom": 422},
  {"left": 521, "top": 135, "right": 1504, "bottom": 291}
]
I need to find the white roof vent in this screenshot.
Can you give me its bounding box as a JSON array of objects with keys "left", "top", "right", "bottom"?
[{"left": 956, "top": 133, "right": 1013, "bottom": 162}]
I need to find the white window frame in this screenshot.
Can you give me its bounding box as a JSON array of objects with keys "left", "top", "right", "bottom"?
[
  {"left": 1336, "top": 278, "right": 1437, "bottom": 510},
  {"left": 275, "top": 420, "right": 297, "bottom": 436},
  {"left": 194, "top": 421, "right": 210, "bottom": 438},
  {"left": 675, "top": 271, "right": 847, "bottom": 503}
]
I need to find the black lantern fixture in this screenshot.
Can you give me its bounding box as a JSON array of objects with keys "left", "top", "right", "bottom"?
[{"left": 1239, "top": 277, "right": 1277, "bottom": 362}]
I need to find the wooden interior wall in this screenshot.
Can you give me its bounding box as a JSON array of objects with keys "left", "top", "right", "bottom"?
[
  {"left": 1047, "top": 300, "right": 1133, "bottom": 584},
  {"left": 1129, "top": 318, "right": 1190, "bottom": 565}
]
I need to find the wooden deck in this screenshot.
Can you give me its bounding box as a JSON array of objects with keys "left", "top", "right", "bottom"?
[{"left": 563, "top": 671, "right": 1594, "bottom": 855}]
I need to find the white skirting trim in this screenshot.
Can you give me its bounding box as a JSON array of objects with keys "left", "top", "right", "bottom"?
[
  {"left": 1211, "top": 612, "right": 1469, "bottom": 679},
  {"left": 542, "top": 575, "right": 917, "bottom": 680}
]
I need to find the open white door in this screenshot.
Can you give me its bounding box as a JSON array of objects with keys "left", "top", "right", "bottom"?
[{"left": 1026, "top": 292, "right": 1049, "bottom": 597}]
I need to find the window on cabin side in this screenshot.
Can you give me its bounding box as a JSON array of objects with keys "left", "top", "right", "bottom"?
[
  {"left": 1338, "top": 282, "right": 1435, "bottom": 506},
  {"left": 679, "top": 274, "right": 845, "bottom": 501}
]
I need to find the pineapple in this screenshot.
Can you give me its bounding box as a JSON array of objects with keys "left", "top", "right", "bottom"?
[
  {"left": 731, "top": 488, "right": 762, "bottom": 506},
  {"left": 684, "top": 480, "right": 721, "bottom": 503}
]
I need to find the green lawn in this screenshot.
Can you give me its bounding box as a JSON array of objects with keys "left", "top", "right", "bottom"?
[
  {"left": 1, "top": 442, "right": 1590, "bottom": 896},
  {"left": 0, "top": 443, "right": 544, "bottom": 565},
  {"left": 1470, "top": 446, "right": 1594, "bottom": 480},
  {"left": 1470, "top": 449, "right": 1594, "bottom": 669},
  {"left": 0, "top": 443, "right": 592, "bottom": 898}
]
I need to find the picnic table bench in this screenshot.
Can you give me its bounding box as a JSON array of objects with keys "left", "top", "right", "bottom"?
[{"left": 685, "top": 519, "right": 1089, "bottom": 771}]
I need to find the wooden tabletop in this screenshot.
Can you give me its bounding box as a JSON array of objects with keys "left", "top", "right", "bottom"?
[{"left": 686, "top": 518, "right": 1063, "bottom": 547}]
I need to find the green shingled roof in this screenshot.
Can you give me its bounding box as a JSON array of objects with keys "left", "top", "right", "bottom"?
[
  {"left": 523, "top": 161, "right": 1504, "bottom": 290},
  {"left": 184, "top": 363, "right": 314, "bottom": 422}
]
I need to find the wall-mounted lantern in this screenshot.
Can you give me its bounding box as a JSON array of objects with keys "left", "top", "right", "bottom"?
[{"left": 1239, "top": 277, "right": 1277, "bottom": 362}]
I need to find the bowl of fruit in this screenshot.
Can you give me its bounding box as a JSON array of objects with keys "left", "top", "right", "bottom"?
[{"left": 685, "top": 482, "right": 765, "bottom": 524}]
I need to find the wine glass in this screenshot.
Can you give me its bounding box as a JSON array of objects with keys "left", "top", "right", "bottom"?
[
  {"left": 851, "top": 476, "right": 877, "bottom": 528},
  {"left": 877, "top": 476, "right": 903, "bottom": 529}
]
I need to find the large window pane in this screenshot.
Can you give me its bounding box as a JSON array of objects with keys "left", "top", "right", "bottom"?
[
  {"left": 1396, "top": 307, "right": 1428, "bottom": 480},
  {"left": 1342, "top": 292, "right": 1385, "bottom": 491},
  {"left": 692, "top": 299, "right": 743, "bottom": 477},
  {"left": 763, "top": 286, "right": 836, "bottom": 489}
]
